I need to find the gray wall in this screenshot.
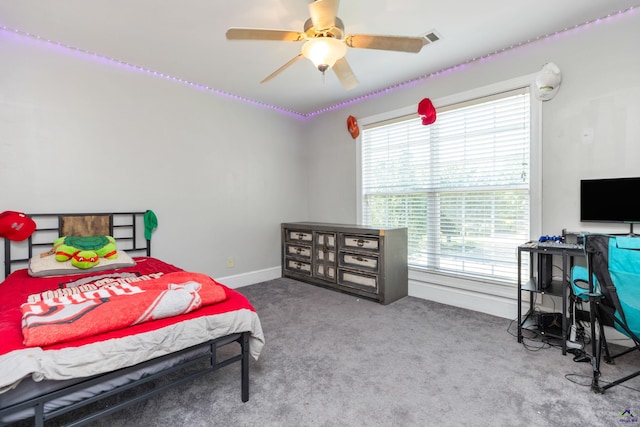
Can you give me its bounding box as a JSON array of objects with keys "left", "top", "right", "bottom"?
[{"left": 0, "top": 30, "right": 308, "bottom": 281}]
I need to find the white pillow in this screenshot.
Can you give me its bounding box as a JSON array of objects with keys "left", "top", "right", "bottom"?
[{"left": 28, "top": 251, "right": 136, "bottom": 278}]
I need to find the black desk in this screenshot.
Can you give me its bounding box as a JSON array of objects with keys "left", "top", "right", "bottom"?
[{"left": 517, "top": 242, "right": 585, "bottom": 354}]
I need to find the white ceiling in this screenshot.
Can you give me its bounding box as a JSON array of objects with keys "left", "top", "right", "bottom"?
[{"left": 1, "top": 0, "right": 638, "bottom": 115}]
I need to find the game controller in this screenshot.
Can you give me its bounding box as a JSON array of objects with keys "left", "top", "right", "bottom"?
[{"left": 538, "top": 235, "right": 563, "bottom": 243}]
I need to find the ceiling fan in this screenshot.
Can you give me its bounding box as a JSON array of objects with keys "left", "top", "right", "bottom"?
[{"left": 225, "top": 0, "right": 435, "bottom": 90}]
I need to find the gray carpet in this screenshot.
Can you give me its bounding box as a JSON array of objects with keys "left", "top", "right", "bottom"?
[{"left": 40, "top": 278, "right": 640, "bottom": 426}]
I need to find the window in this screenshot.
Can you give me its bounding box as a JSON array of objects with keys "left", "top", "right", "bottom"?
[{"left": 360, "top": 88, "right": 531, "bottom": 283}]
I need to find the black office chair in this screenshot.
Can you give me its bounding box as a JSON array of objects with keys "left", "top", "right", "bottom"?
[{"left": 584, "top": 233, "right": 640, "bottom": 393}]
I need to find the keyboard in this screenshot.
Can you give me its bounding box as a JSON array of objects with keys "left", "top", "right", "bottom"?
[{"left": 536, "top": 241, "right": 584, "bottom": 250}]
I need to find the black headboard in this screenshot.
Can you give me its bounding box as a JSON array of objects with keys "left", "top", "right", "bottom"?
[{"left": 3, "top": 211, "right": 152, "bottom": 278}]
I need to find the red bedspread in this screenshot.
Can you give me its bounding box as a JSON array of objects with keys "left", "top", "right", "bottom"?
[
  {"left": 0, "top": 257, "right": 254, "bottom": 355},
  {"left": 0, "top": 257, "right": 265, "bottom": 394}
]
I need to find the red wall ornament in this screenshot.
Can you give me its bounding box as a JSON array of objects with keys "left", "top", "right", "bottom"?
[{"left": 347, "top": 115, "right": 360, "bottom": 139}]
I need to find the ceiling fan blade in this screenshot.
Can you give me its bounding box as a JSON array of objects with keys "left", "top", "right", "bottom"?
[
  {"left": 308, "top": 0, "right": 339, "bottom": 30},
  {"left": 226, "top": 28, "right": 305, "bottom": 42},
  {"left": 345, "top": 34, "right": 424, "bottom": 53},
  {"left": 260, "top": 54, "right": 304, "bottom": 84},
  {"left": 332, "top": 57, "right": 358, "bottom": 90}
]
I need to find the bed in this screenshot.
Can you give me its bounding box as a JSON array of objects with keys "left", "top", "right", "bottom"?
[{"left": 0, "top": 211, "right": 264, "bottom": 426}]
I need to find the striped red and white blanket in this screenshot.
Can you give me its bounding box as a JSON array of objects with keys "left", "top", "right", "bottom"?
[{"left": 21, "top": 270, "right": 229, "bottom": 347}]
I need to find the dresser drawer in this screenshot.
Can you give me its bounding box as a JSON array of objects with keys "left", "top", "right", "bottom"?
[
  {"left": 316, "top": 264, "right": 336, "bottom": 280},
  {"left": 286, "top": 244, "right": 312, "bottom": 260},
  {"left": 316, "top": 248, "right": 336, "bottom": 263},
  {"left": 286, "top": 229, "right": 313, "bottom": 243},
  {"left": 341, "top": 234, "right": 379, "bottom": 251},
  {"left": 338, "top": 269, "right": 378, "bottom": 293},
  {"left": 316, "top": 232, "right": 336, "bottom": 247},
  {"left": 285, "top": 258, "right": 312, "bottom": 276},
  {"left": 339, "top": 252, "right": 379, "bottom": 272}
]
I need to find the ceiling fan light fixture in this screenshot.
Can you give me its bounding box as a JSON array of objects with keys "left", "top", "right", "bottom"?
[{"left": 301, "top": 37, "right": 346, "bottom": 73}]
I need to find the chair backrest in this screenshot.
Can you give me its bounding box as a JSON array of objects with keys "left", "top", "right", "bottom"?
[{"left": 585, "top": 234, "right": 640, "bottom": 338}]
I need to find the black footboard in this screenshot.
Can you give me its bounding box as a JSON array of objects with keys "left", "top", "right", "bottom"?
[{"left": 0, "top": 331, "right": 251, "bottom": 427}]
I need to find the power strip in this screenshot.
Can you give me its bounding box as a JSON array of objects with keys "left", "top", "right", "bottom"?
[{"left": 566, "top": 340, "right": 583, "bottom": 350}]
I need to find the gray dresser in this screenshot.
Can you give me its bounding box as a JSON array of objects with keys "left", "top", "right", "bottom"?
[{"left": 281, "top": 222, "right": 408, "bottom": 305}]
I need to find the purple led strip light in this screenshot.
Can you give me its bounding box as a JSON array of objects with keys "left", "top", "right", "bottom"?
[
  {"left": 1, "top": 5, "right": 637, "bottom": 119},
  {"left": 305, "top": 5, "right": 638, "bottom": 118},
  {"left": 0, "top": 24, "right": 304, "bottom": 119}
]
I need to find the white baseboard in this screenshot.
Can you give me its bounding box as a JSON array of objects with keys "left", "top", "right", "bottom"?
[
  {"left": 227, "top": 265, "right": 521, "bottom": 318},
  {"left": 409, "top": 279, "right": 518, "bottom": 319},
  {"left": 217, "top": 266, "right": 281, "bottom": 289}
]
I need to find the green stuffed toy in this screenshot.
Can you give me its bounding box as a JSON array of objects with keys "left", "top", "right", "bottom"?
[{"left": 53, "top": 235, "right": 118, "bottom": 269}]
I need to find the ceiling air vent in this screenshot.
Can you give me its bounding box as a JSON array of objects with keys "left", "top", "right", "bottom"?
[{"left": 422, "top": 31, "right": 440, "bottom": 45}]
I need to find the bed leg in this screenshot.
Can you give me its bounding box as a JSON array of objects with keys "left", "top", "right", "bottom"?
[
  {"left": 34, "top": 402, "right": 44, "bottom": 427},
  {"left": 241, "top": 331, "right": 250, "bottom": 402}
]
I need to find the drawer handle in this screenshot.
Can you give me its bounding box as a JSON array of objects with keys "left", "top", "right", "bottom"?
[
  {"left": 296, "top": 248, "right": 303, "bottom": 254},
  {"left": 295, "top": 262, "right": 302, "bottom": 269},
  {"left": 357, "top": 239, "right": 367, "bottom": 247},
  {"left": 355, "top": 256, "right": 368, "bottom": 263},
  {"left": 296, "top": 233, "right": 305, "bottom": 240}
]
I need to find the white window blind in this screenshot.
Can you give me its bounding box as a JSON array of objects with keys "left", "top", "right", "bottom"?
[{"left": 361, "top": 89, "right": 530, "bottom": 282}]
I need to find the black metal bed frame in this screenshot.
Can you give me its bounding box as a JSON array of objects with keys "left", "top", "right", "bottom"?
[
  {"left": 0, "top": 333, "right": 250, "bottom": 427},
  {"left": 0, "top": 211, "right": 251, "bottom": 426},
  {"left": 3, "top": 212, "right": 152, "bottom": 279}
]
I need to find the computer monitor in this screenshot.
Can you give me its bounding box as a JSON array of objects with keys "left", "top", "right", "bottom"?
[{"left": 580, "top": 177, "right": 640, "bottom": 233}]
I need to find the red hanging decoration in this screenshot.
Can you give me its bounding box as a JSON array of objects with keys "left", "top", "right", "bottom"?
[
  {"left": 418, "top": 98, "right": 436, "bottom": 125},
  {"left": 347, "top": 115, "right": 360, "bottom": 139}
]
